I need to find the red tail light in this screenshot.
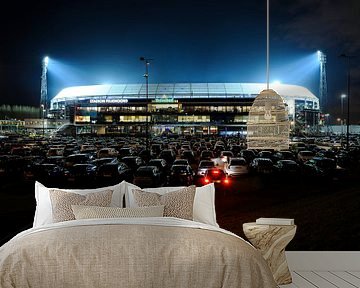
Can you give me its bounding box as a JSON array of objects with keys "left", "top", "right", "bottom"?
[
  {"left": 224, "top": 178, "right": 230, "bottom": 184},
  {"left": 211, "top": 170, "right": 219, "bottom": 174},
  {"left": 204, "top": 178, "right": 210, "bottom": 183}
]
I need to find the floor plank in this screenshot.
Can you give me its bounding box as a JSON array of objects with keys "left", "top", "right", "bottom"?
[
  {"left": 348, "top": 271, "right": 360, "bottom": 279},
  {"left": 291, "top": 272, "right": 318, "bottom": 288},
  {"left": 315, "top": 271, "right": 357, "bottom": 288},
  {"left": 332, "top": 272, "right": 360, "bottom": 287},
  {"left": 279, "top": 283, "right": 298, "bottom": 288},
  {"left": 296, "top": 271, "right": 338, "bottom": 288}
]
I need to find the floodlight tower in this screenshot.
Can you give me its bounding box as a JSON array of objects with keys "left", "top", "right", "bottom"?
[
  {"left": 140, "top": 57, "right": 153, "bottom": 152},
  {"left": 317, "top": 51, "right": 328, "bottom": 112},
  {"left": 40, "top": 56, "right": 49, "bottom": 118}
]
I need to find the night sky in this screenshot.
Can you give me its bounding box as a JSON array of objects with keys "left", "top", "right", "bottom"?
[{"left": 1, "top": 0, "right": 359, "bottom": 122}]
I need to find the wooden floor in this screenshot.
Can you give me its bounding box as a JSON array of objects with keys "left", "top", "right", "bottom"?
[
  {"left": 279, "top": 252, "right": 360, "bottom": 288},
  {"left": 280, "top": 271, "right": 360, "bottom": 287}
]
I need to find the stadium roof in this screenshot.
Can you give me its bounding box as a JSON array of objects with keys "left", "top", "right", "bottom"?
[{"left": 51, "top": 83, "right": 318, "bottom": 102}]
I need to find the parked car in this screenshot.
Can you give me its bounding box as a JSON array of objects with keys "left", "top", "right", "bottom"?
[
  {"left": 179, "top": 144, "right": 191, "bottom": 154},
  {"left": 302, "top": 157, "right": 337, "bottom": 178},
  {"left": 121, "top": 156, "right": 144, "bottom": 172},
  {"left": 10, "top": 147, "right": 32, "bottom": 156},
  {"left": 335, "top": 151, "right": 352, "bottom": 168},
  {"left": 31, "top": 163, "right": 65, "bottom": 184},
  {"left": 64, "top": 153, "right": 94, "bottom": 168},
  {"left": 257, "top": 150, "right": 274, "bottom": 161},
  {"left": 291, "top": 142, "right": 307, "bottom": 154},
  {"left": 97, "top": 162, "right": 133, "bottom": 183},
  {"left": 272, "top": 151, "right": 296, "bottom": 163},
  {"left": 213, "top": 145, "right": 225, "bottom": 157},
  {"left": 229, "top": 144, "right": 242, "bottom": 156},
  {"left": 202, "top": 168, "right": 230, "bottom": 186},
  {"left": 181, "top": 150, "right": 196, "bottom": 164},
  {"left": 65, "top": 163, "right": 97, "bottom": 184},
  {"left": 46, "top": 147, "right": 64, "bottom": 157},
  {"left": 159, "top": 149, "right": 176, "bottom": 165},
  {"left": 316, "top": 149, "right": 337, "bottom": 159},
  {"left": 150, "top": 144, "right": 162, "bottom": 157},
  {"left": 148, "top": 158, "right": 168, "bottom": 181},
  {"left": 63, "top": 147, "right": 80, "bottom": 157},
  {"left": 118, "top": 147, "right": 135, "bottom": 158},
  {"left": 138, "top": 149, "right": 151, "bottom": 164},
  {"left": 219, "top": 151, "right": 234, "bottom": 163},
  {"left": 133, "top": 166, "right": 162, "bottom": 188},
  {"left": 200, "top": 150, "right": 214, "bottom": 160},
  {"left": 45, "top": 156, "right": 66, "bottom": 166},
  {"left": 224, "top": 157, "right": 248, "bottom": 177},
  {"left": 273, "top": 160, "right": 300, "bottom": 175},
  {"left": 297, "top": 150, "right": 315, "bottom": 163},
  {"left": 97, "top": 147, "right": 119, "bottom": 159},
  {"left": 80, "top": 144, "right": 97, "bottom": 153},
  {"left": 249, "top": 158, "right": 274, "bottom": 174},
  {"left": 240, "top": 149, "right": 256, "bottom": 163},
  {"left": 91, "top": 157, "right": 119, "bottom": 168},
  {"left": 197, "top": 160, "right": 216, "bottom": 176},
  {"left": 168, "top": 164, "right": 194, "bottom": 186}
]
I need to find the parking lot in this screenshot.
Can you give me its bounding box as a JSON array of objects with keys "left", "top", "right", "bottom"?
[{"left": 1, "top": 133, "right": 360, "bottom": 250}]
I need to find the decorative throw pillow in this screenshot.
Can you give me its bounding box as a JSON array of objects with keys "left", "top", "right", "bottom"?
[
  {"left": 132, "top": 186, "right": 196, "bottom": 220},
  {"left": 33, "top": 181, "right": 126, "bottom": 228},
  {"left": 49, "top": 189, "right": 113, "bottom": 222},
  {"left": 71, "top": 205, "right": 164, "bottom": 219},
  {"left": 124, "top": 181, "right": 218, "bottom": 227}
]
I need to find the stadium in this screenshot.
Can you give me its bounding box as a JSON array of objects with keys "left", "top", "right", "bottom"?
[{"left": 49, "top": 83, "right": 320, "bottom": 136}]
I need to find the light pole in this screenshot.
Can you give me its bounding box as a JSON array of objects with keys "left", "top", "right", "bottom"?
[
  {"left": 41, "top": 104, "right": 45, "bottom": 136},
  {"left": 340, "top": 94, "right": 346, "bottom": 144},
  {"left": 40, "top": 56, "right": 49, "bottom": 118},
  {"left": 339, "top": 54, "right": 354, "bottom": 149},
  {"left": 336, "top": 118, "right": 341, "bottom": 138},
  {"left": 325, "top": 113, "right": 330, "bottom": 136},
  {"left": 140, "top": 57, "right": 153, "bottom": 151},
  {"left": 317, "top": 50, "right": 328, "bottom": 112}
]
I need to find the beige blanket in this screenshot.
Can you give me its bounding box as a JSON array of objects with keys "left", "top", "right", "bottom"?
[{"left": 0, "top": 218, "right": 276, "bottom": 288}]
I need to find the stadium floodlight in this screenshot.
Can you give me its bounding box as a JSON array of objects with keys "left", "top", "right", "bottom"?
[
  {"left": 44, "top": 56, "right": 49, "bottom": 67},
  {"left": 317, "top": 51, "right": 326, "bottom": 63}
]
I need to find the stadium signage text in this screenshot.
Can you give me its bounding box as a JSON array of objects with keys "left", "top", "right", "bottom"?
[
  {"left": 89, "top": 99, "right": 128, "bottom": 104},
  {"left": 152, "top": 97, "right": 178, "bottom": 103}
]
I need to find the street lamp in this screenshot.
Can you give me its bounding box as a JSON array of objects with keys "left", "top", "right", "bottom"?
[
  {"left": 340, "top": 94, "right": 346, "bottom": 144},
  {"left": 40, "top": 104, "right": 45, "bottom": 136},
  {"left": 339, "top": 54, "right": 355, "bottom": 149},
  {"left": 324, "top": 113, "right": 330, "bottom": 136},
  {"left": 336, "top": 117, "right": 341, "bottom": 136},
  {"left": 140, "top": 57, "right": 153, "bottom": 152}
]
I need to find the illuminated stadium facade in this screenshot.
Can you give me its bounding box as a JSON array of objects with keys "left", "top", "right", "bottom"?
[{"left": 50, "top": 83, "right": 320, "bottom": 136}]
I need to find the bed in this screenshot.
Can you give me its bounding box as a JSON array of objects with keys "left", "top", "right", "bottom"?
[{"left": 0, "top": 181, "right": 276, "bottom": 288}]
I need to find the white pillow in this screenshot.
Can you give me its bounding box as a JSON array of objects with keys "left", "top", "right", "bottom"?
[
  {"left": 124, "top": 181, "right": 218, "bottom": 227},
  {"left": 33, "top": 181, "right": 126, "bottom": 227}
]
